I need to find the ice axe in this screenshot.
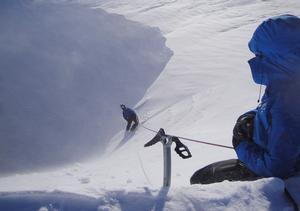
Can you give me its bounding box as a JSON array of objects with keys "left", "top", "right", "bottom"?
[{"left": 144, "top": 128, "right": 192, "bottom": 187}]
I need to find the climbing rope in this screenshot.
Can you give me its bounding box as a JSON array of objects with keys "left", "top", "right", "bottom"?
[
  {"left": 140, "top": 124, "right": 233, "bottom": 149},
  {"left": 137, "top": 151, "right": 152, "bottom": 186}
]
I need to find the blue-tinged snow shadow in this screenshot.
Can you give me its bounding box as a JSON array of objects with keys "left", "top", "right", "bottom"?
[
  {"left": 97, "top": 187, "right": 170, "bottom": 211},
  {"left": 113, "top": 130, "right": 136, "bottom": 152},
  {"left": 0, "top": 188, "right": 170, "bottom": 211},
  {"left": 152, "top": 187, "right": 170, "bottom": 211},
  {"left": 259, "top": 178, "right": 295, "bottom": 211},
  {"left": 0, "top": 191, "right": 100, "bottom": 211}
]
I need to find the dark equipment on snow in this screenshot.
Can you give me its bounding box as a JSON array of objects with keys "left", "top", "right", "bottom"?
[
  {"left": 144, "top": 128, "right": 192, "bottom": 187},
  {"left": 190, "top": 159, "right": 259, "bottom": 185}
]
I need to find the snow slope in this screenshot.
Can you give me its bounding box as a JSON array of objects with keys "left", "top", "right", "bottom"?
[
  {"left": 1, "top": 0, "right": 300, "bottom": 210},
  {"left": 0, "top": 0, "right": 172, "bottom": 175}
]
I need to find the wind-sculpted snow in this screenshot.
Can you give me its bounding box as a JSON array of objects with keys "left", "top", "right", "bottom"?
[
  {"left": 0, "top": 178, "right": 293, "bottom": 211},
  {"left": 2, "top": 0, "right": 300, "bottom": 211},
  {"left": 0, "top": 0, "right": 172, "bottom": 175}
]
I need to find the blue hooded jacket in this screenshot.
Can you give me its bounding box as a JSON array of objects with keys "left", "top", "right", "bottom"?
[
  {"left": 122, "top": 107, "right": 137, "bottom": 121},
  {"left": 235, "top": 15, "right": 300, "bottom": 178}
]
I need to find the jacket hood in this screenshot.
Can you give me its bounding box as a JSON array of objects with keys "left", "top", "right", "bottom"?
[{"left": 248, "top": 14, "right": 300, "bottom": 85}]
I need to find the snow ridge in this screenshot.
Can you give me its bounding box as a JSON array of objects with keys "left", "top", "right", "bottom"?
[{"left": 0, "top": 0, "right": 172, "bottom": 175}]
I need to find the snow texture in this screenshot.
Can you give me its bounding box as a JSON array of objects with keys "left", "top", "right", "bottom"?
[
  {"left": 1, "top": 0, "right": 300, "bottom": 210},
  {"left": 0, "top": 178, "right": 294, "bottom": 211}
]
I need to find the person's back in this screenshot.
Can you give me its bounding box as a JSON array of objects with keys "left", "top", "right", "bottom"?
[
  {"left": 235, "top": 14, "right": 300, "bottom": 178},
  {"left": 122, "top": 107, "right": 136, "bottom": 121}
]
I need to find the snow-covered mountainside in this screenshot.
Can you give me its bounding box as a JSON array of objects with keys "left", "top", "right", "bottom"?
[
  {"left": 0, "top": 0, "right": 172, "bottom": 175},
  {"left": 1, "top": 0, "right": 300, "bottom": 210}
]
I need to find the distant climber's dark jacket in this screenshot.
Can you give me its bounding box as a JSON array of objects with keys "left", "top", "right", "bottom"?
[
  {"left": 235, "top": 15, "right": 300, "bottom": 178},
  {"left": 122, "top": 108, "right": 137, "bottom": 122}
]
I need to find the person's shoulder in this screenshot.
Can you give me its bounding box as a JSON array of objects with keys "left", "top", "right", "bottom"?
[
  {"left": 124, "top": 108, "right": 133, "bottom": 113},
  {"left": 127, "top": 108, "right": 136, "bottom": 114}
]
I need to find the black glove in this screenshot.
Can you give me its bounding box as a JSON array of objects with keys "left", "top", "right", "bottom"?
[{"left": 232, "top": 111, "right": 256, "bottom": 149}]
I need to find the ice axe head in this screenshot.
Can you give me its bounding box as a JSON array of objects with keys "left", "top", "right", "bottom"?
[{"left": 144, "top": 128, "right": 166, "bottom": 147}]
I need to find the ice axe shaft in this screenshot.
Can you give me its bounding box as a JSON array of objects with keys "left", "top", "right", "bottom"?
[{"left": 163, "top": 137, "right": 172, "bottom": 187}]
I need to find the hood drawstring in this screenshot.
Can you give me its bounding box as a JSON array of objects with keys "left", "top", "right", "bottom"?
[
  {"left": 257, "top": 84, "right": 262, "bottom": 103},
  {"left": 257, "top": 55, "right": 264, "bottom": 104}
]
